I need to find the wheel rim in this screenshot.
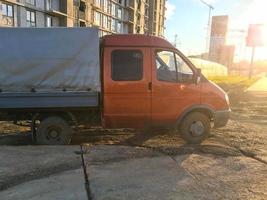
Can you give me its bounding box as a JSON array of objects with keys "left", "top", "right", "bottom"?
[
  {"left": 46, "top": 126, "right": 62, "bottom": 141},
  {"left": 190, "top": 121, "right": 205, "bottom": 137}
]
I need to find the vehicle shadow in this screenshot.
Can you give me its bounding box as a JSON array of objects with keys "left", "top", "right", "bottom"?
[
  {"left": 116, "top": 129, "right": 241, "bottom": 158},
  {"left": 0, "top": 128, "right": 242, "bottom": 159},
  {"left": 117, "top": 128, "right": 171, "bottom": 146},
  {"left": 0, "top": 132, "right": 33, "bottom": 145}
]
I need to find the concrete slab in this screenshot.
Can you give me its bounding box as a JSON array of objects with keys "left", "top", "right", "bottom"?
[
  {"left": 173, "top": 154, "right": 267, "bottom": 200},
  {"left": 85, "top": 145, "right": 267, "bottom": 200},
  {"left": 0, "top": 169, "right": 87, "bottom": 200},
  {"left": 90, "top": 155, "right": 192, "bottom": 200},
  {"left": 0, "top": 146, "right": 81, "bottom": 190},
  {"left": 1, "top": 145, "right": 267, "bottom": 200}
]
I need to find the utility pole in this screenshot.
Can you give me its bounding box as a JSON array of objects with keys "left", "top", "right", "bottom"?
[
  {"left": 249, "top": 47, "right": 255, "bottom": 79},
  {"left": 174, "top": 34, "right": 179, "bottom": 47},
  {"left": 174, "top": 34, "right": 182, "bottom": 48},
  {"left": 200, "top": 0, "right": 214, "bottom": 55},
  {"left": 174, "top": 34, "right": 178, "bottom": 47}
]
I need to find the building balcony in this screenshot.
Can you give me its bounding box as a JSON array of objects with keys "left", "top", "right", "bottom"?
[
  {"left": 46, "top": 9, "right": 68, "bottom": 17},
  {"left": 123, "top": 19, "right": 134, "bottom": 24}
]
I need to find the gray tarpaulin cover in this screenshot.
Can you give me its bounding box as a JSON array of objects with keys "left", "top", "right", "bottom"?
[{"left": 0, "top": 27, "right": 100, "bottom": 92}]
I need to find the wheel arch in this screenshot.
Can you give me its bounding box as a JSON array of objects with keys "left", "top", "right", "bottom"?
[
  {"left": 176, "top": 105, "right": 214, "bottom": 127},
  {"left": 31, "top": 111, "right": 78, "bottom": 139},
  {"left": 32, "top": 111, "right": 77, "bottom": 125}
]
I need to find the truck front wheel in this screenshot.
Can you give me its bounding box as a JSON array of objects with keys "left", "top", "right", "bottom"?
[
  {"left": 179, "top": 112, "right": 211, "bottom": 144},
  {"left": 36, "top": 116, "right": 73, "bottom": 145}
]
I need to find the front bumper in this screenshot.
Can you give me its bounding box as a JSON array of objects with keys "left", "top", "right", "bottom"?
[{"left": 213, "top": 109, "right": 231, "bottom": 128}]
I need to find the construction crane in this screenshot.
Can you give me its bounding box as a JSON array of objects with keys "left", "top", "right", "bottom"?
[{"left": 200, "top": 0, "right": 214, "bottom": 53}]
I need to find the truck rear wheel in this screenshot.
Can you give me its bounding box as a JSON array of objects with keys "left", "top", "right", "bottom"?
[
  {"left": 36, "top": 116, "right": 73, "bottom": 145},
  {"left": 179, "top": 112, "right": 210, "bottom": 144}
]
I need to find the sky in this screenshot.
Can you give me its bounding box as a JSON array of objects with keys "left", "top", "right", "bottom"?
[{"left": 164, "top": 0, "right": 267, "bottom": 61}]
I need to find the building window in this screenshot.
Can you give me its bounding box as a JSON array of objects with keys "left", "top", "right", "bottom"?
[
  {"left": 102, "top": 15, "right": 108, "bottom": 29},
  {"left": 94, "top": 11, "right": 101, "bottom": 26},
  {"left": 1, "top": 3, "right": 14, "bottom": 26},
  {"left": 111, "top": 19, "right": 116, "bottom": 32},
  {"left": 46, "top": 15, "right": 52, "bottom": 27},
  {"left": 80, "top": 21, "right": 86, "bottom": 27},
  {"left": 117, "top": 22, "right": 121, "bottom": 33},
  {"left": 94, "top": 0, "right": 101, "bottom": 7},
  {"left": 26, "top": 10, "right": 36, "bottom": 27},
  {"left": 2, "top": 3, "right": 13, "bottom": 17},
  {"left": 74, "top": 20, "right": 79, "bottom": 27},
  {"left": 103, "top": 0, "right": 108, "bottom": 12},
  {"left": 45, "top": 0, "right": 52, "bottom": 10},
  {"left": 99, "top": 30, "right": 103, "bottom": 37},
  {"left": 112, "top": 50, "right": 143, "bottom": 81},
  {"left": 79, "top": 1, "right": 86, "bottom": 12},
  {"left": 117, "top": 7, "right": 122, "bottom": 19},
  {"left": 111, "top": 3, "right": 116, "bottom": 16},
  {"left": 26, "top": 0, "right": 36, "bottom": 5}
]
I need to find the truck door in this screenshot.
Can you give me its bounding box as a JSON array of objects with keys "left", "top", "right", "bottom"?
[
  {"left": 151, "top": 49, "right": 201, "bottom": 126},
  {"left": 103, "top": 47, "right": 152, "bottom": 128}
]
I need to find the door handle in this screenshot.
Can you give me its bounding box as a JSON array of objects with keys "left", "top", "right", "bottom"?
[{"left": 148, "top": 82, "right": 152, "bottom": 91}]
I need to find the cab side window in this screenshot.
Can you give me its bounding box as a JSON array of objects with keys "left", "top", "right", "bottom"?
[
  {"left": 111, "top": 50, "right": 143, "bottom": 81},
  {"left": 156, "top": 51, "right": 177, "bottom": 83},
  {"left": 175, "top": 53, "right": 194, "bottom": 83}
]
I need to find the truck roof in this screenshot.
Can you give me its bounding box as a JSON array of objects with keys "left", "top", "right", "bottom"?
[{"left": 102, "top": 34, "right": 175, "bottom": 49}]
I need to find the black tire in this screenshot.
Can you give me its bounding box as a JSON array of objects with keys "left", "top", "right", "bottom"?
[
  {"left": 36, "top": 116, "right": 73, "bottom": 145},
  {"left": 179, "top": 112, "right": 210, "bottom": 144}
]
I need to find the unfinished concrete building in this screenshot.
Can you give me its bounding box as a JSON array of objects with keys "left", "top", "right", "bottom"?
[{"left": 0, "top": 0, "right": 165, "bottom": 36}]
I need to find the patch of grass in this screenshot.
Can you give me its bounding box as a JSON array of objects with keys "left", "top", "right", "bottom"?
[
  {"left": 207, "top": 76, "right": 259, "bottom": 104},
  {"left": 208, "top": 76, "right": 258, "bottom": 91}
]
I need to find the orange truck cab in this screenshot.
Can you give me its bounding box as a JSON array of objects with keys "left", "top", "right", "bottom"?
[
  {"left": 101, "top": 34, "right": 230, "bottom": 143},
  {"left": 0, "top": 28, "right": 230, "bottom": 145}
]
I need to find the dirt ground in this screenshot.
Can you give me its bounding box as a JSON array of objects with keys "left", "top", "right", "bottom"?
[{"left": 0, "top": 92, "right": 267, "bottom": 199}]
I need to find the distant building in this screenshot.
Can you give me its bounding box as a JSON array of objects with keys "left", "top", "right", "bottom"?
[
  {"left": 209, "top": 15, "right": 228, "bottom": 61},
  {"left": 0, "top": 0, "right": 166, "bottom": 37},
  {"left": 209, "top": 15, "right": 235, "bottom": 70},
  {"left": 218, "top": 45, "right": 235, "bottom": 69},
  {"left": 148, "top": 0, "right": 165, "bottom": 36}
]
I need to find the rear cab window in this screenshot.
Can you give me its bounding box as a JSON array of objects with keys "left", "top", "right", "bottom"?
[{"left": 111, "top": 50, "right": 143, "bottom": 81}]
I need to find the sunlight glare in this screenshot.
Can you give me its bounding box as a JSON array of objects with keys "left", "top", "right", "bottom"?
[{"left": 263, "top": 26, "right": 267, "bottom": 46}]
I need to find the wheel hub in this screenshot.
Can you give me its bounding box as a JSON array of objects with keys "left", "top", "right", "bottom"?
[
  {"left": 190, "top": 121, "right": 204, "bottom": 137},
  {"left": 47, "top": 127, "right": 61, "bottom": 139},
  {"left": 49, "top": 130, "right": 59, "bottom": 138}
]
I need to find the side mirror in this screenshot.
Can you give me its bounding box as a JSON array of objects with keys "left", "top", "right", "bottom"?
[{"left": 194, "top": 68, "right": 202, "bottom": 84}]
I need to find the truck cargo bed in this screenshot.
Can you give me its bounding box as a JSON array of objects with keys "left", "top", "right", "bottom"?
[
  {"left": 0, "top": 27, "right": 100, "bottom": 93},
  {"left": 0, "top": 92, "right": 99, "bottom": 109}
]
